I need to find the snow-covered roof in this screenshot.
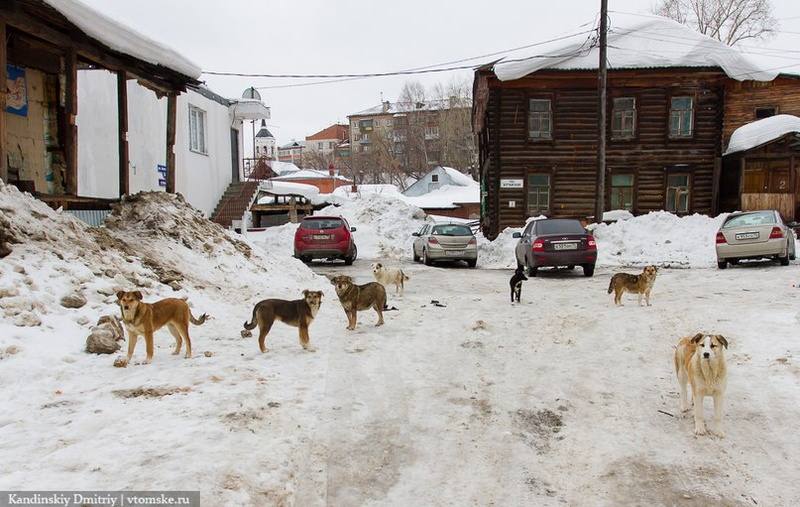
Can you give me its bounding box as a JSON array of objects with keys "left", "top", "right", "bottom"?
[
  {"left": 493, "top": 14, "right": 778, "bottom": 83},
  {"left": 352, "top": 99, "right": 470, "bottom": 117},
  {"left": 273, "top": 169, "right": 350, "bottom": 182},
  {"left": 43, "top": 0, "right": 202, "bottom": 79},
  {"left": 442, "top": 167, "right": 477, "bottom": 187},
  {"left": 258, "top": 181, "right": 319, "bottom": 202},
  {"left": 724, "top": 114, "right": 800, "bottom": 155},
  {"left": 268, "top": 161, "right": 301, "bottom": 175}
]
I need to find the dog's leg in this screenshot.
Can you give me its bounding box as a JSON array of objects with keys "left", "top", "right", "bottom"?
[
  {"left": 345, "top": 309, "right": 356, "bottom": 330},
  {"left": 126, "top": 332, "right": 139, "bottom": 362},
  {"left": 167, "top": 323, "right": 183, "bottom": 356},
  {"left": 258, "top": 319, "right": 275, "bottom": 353},
  {"left": 374, "top": 303, "right": 384, "bottom": 326},
  {"left": 711, "top": 393, "right": 724, "bottom": 438},
  {"left": 298, "top": 322, "right": 316, "bottom": 352},
  {"left": 645, "top": 288, "right": 651, "bottom": 306},
  {"left": 614, "top": 289, "right": 623, "bottom": 306},
  {"left": 692, "top": 389, "right": 707, "bottom": 435},
  {"left": 144, "top": 332, "right": 155, "bottom": 364},
  {"left": 637, "top": 291, "right": 644, "bottom": 306},
  {"left": 677, "top": 365, "right": 690, "bottom": 413}
]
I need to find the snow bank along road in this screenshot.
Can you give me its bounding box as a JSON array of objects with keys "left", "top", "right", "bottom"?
[{"left": 297, "top": 259, "right": 799, "bottom": 506}]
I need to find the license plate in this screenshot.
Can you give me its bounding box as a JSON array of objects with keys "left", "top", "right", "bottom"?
[
  {"left": 312, "top": 234, "right": 332, "bottom": 240},
  {"left": 445, "top": 251, "right": 464, "bottom": 256},
  {"left": 735, "top": 232, "right": 759, "bottom": 240},
  {"left": 553, "top": 243, "right": 578, "bottom": 250}
]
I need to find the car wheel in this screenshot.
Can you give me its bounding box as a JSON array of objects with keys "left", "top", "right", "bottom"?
[
  {"left": 567, "top": 265, "right": 575, "bottom": 270},
  {"left": 344, "top": 244, "right": 357, "bottom": 266},
  {"left": 466, "top": 259, "right": 477, "bottom": 268},
  {"left": 300, "top": 256, "right": 311, "bottom": 264},
  {"left": 423, "top": 249, "right": 433, "bottom": 266},
  {"left": 779, "top": 253, "right": 790, "bottom": 266},
  {"left": 527, "top": 265, "right": 538, "bottom": 277},
  {"left": 582, "top": 264, "right": 595, "bottom": 277},
  {"left": 729, "top": 259, "right": 739, "bottom": 265},
  {"left": 413, "top": 247, "right": 420, "bottom": 262},
  {"left": 717, "top": 260, "right": 728, "bottom": 269},
  {"left": 789, "top": 240, "right": 796, "bottom": 261}
]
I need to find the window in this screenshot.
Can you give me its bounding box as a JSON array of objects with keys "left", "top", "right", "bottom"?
[
  {"left": 375, "top": 120, "right": 381, "bottom": 128},
  {"left": 528, "top": 99, "right": 552, "bottom": 139},
  {"left": 669, "top": 97, "right": 693, "bottom": 138},
  {"left": 666, "top": 174, "right": 690, "bottom": 212},
  {"left": 612, "top": 98, "right": 636, "bottom": 139},
  {"left": 317, "top": 142, "right": 324, "bottom": 150},
  {"left": 527, "top": 173, "right": 551, "bottom": 213},
  {"left": 425, "top": 126, "right": 440, "bottom": 139},
  {"left": 610, "top": 174, "right": 634, "bottom": 210},
  {"left": 755, "top": 107, "right": 776, "bottom": 120},
  {"left": 431, "top": 174, "right": 439, "bottom": 183},
  {"left": 188, "top": 105, "right": 207, "bottom": 154}
]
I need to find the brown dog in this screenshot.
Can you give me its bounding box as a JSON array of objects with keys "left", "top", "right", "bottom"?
[
  {"left": 674, "top": 333, "right": 729, "bottom": 437},
  {"left": 330, "top": 275, "right": 386, "bottom": 330},
  {"left": 116, "top": 291, "right": 207, "bottom": 364},
  {"left": 607, "top": 265, "right": 659, "bottom": 306},
  {"left": 241, "top": 290, "right": 323, "bottom": 353}
]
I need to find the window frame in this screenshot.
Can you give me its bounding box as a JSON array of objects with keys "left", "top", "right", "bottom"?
[
  {"left": 668, "top": 95, "right": 695, "bottom": 139},
  {"left": 525, "top": 172, "right": 552, "bottom": 215},
  {"left": 609, "top": 172, "right": 635, "bottom": 211},
  {"left": 611, "top": 96, "right": 637, "bottom": 140},
  {"left": 665, "top": 172, "right": 691, "bottom": 213},
  {"left": 188, "top": 105, "right": 208, "bottom": 155},
  {"left": 527, "top": 96, "right": 553, "bottom": 141}
]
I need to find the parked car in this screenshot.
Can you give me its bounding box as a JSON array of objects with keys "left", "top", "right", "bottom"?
[
  {"left": 293, "top": 215, "right": 357, "bottom": 265},
  {"left": 513, "top": 218, "right": 597, "bottom": 277},
  {"left": 715, "top": 210, "right": 797, "bottom": 269},
  {"left": 412, "top": 223, "right": 478, "bottom": 267}
]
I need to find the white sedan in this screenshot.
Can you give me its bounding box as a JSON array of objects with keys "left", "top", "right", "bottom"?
[{"left": 715, "top": 210, "right": 797, "bottom": 269}]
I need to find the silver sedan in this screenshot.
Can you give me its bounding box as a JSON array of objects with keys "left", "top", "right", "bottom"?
[{"left": 715, "top": 210, "right": 797, "bottom": 269}]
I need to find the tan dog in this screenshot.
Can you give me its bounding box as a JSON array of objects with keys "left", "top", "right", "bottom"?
[
  {"left": 241, "top": 290, "right": 323, "bottom": 353},
  {"left": 607, "top": 265, "right": 659, "bottom": 306},
  {"left": 330, "top": 275, "right": 386, "bottom": 330},
  {"left": 116, "top": 291, "right": 207, "bottom": 364},
  {"left": 371, "top": 262, "right": 410, "bottom": 295},
  {"left": 674, "top": 333, "right": 729, "bottom": 437}
]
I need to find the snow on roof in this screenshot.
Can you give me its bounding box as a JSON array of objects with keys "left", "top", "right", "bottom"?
[
  {"left": 268, "top": 161, "right": 301, "bottom": 175},
  {"left": 44, "top": 0, "right": 201, "bottom": 79},
  {"left": 273, "top": 169, "right": 350, "bottom": 182},
  {"left": 493, "top": 14, "right": 778, "bottom": 83},
  {"left": 724, "top": 114, "right": 800, "bottom": 155},
  {"left": 441, "top": 167, "right": 477, "bottom": 187},
  {"left": 258, "top": 181, "right": 319, "bottom": 202}
]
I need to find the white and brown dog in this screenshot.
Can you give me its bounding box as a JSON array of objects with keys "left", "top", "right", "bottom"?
[
  {"left": 674, "top": 333, "right": 729, "bottom": 437},
  {"left": 371, "top": 262, "right": 410, "bottom": 295}
]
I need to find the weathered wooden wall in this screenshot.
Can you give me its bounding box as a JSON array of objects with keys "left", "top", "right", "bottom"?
[
  {"left": 724, "top": 76, "right": 800, "bottom": 143},
  {"left": 478, "top": 68, "right": 725, "bottom": 239}
]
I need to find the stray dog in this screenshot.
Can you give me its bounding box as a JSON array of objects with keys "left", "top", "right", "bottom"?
[
  {"left": 330, "top": 275, "right": 386, "bottom": 330},
  {"left": 116, "top": 291, "right": 207, "bottom": 364},
  {"left": 607, "top": 265, "right": 659, "bottom": 306},
  {"left": 241, "top": 290, "right": 323, "bottom": 353},
  {"left": 509, "top": 266, "right": 528, "bottom": 302},
  {"left": 372, "top": 262, "right": 410, "bottom": 295},
  {"left": 674, "top": 333, "right": 729, "bottom": 437}
]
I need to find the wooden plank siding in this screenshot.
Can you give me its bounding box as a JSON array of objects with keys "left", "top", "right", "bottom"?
[
  {"left": 475, "top": 68, "right": 725, "bottom": 239},
  {"left": 724, "top": 76, "right": 800, "bottom": 142}
]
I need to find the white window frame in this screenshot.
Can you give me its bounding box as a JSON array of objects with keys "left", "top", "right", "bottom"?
[{"left": 188, "top": 105, "right": 208, "bottom": 154}]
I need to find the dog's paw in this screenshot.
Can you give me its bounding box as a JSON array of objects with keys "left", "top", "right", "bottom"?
[
  {"left": 304, "top": 347, "right": 317, "bottom": 353},
  {"left": 694, "top": 427, "right": 707, "bottom": 436}
]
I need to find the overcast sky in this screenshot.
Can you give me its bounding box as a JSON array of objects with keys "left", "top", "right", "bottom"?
[{"left": 78, "top": 0, "right": 800, "bottom": 147}]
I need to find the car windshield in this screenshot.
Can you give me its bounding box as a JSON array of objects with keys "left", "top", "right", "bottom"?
[
  {"left": 432, "top": 225, "right": 472, "bottom": 236},
  {"left": 722, "top": 212, "right": 775, "bottom": 228},
  {"left": 301, "top": 218, "right": 343, "bottom": 230},
  {"left": 536, "top": 220, "right": 586, "bottom": 235}
]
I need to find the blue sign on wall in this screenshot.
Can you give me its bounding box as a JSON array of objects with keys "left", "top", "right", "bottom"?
[{"left": 157, "top": 164, "right": 167, "bottom": 187}]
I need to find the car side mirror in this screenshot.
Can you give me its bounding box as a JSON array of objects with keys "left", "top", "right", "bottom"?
[
  {"left": 350, "top": 227, "right": 357, "bottom": 232},
  {"left": 788, "top": 221, "right": 798, "bottom": 228},
  {"left": 512, "top": 232, "right": 521, "bottom": 238},
  {"left": 412, "top": 232, "right": 420, "bottom": 237}
]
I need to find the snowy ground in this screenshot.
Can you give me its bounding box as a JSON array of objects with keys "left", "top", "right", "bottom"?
[{"left": 1, "top": 181, "right": 799, "bottom": 506}]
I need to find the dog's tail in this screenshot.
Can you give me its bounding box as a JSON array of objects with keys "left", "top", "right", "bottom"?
[
  {"left": 403, "top": 270, "right": 410, "bottom": 281},
  {"left": 190, "top": 312, "right": 208, "bottom": 326},
  {"left": 242, "top": 305, "right": 259, "bottom": 331},
  {"left": 606, "top": 276, "right": 614, "bottom": 294}
]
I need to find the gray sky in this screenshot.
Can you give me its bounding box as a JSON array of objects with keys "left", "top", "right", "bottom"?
[{"left": 78, "top": 0, "right": 800, "bottom": 146}]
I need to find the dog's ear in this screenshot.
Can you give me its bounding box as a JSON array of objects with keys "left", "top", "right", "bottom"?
[
  {"left": 302, "top": 289, "right": 309, "bottom": 296},
  {"left": 133, "top": 290, "right": 143, "bottom": 301},
  {"left": 690, "top": 333, "right": 705, "bottom": 344},
  {"left": 319, "top": 291, "right": 324, "bottom": 298},
  {"left": 716, "top": 335, "right": 728, "bottom": 349},
  {"left": 116, "top": 291, "right": 124, "bottom": 300}
]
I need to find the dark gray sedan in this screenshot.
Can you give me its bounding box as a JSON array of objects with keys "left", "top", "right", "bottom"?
[{"left": 513, "top": 218, "right": 597, "bottom": 277}]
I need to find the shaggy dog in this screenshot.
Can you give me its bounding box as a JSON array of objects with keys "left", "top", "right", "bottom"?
[
  {"left": 607, "top": 265, "right": 659, "bottom": 306},
  {"left": 509, "top": 266, "right": 528, "bottom": 302},
  {"left": 371, "top": 262, "right": 410, "bottom": 295},
  {"left": 675, "top": 333, "right": 729, "bottom": 437},
  {"left": 116, "top": 291, "right": 207, "bottom": 364},
  {"left": 331, "top": 275, "right": 386, "bottom": 330},
  {"left": 241, "top": 290, "right": 323, "bottom": 353}
]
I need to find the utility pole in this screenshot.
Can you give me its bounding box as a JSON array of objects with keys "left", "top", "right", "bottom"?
[{"left": 594, "top": 0, "right": 608, "bottom": 224}]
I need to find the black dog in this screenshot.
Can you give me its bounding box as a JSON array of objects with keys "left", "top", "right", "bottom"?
[{"left": 510, "top": 267, "right": 528, "bottom": 302}]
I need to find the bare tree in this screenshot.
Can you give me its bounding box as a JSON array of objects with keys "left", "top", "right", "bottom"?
[{"left": 652, "top": 0, "right": 778, "bottom": 46}]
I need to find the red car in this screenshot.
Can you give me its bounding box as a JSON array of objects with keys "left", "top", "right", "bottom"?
[{"left": 293, "top": 216, "right": 357, "bottom": 265}]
